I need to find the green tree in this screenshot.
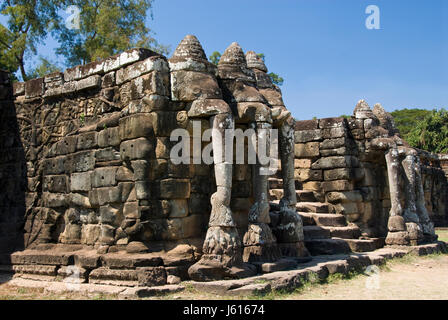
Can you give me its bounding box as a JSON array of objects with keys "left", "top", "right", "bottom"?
[
  {"left": 0, "top": 0, "right": 63, "bottom": 81},
  {"left": 209, "top": 51, "right": 221, "bottom": 66},
  {"left": 27, "top": 56, "right": 60, "bottom": 79},
  {"left": 390, "top": 108, "right": 432, "bottom": 139},
  {"left": 54, "top": 0, "right": 169, "bottom": 67},
  {"left": 209, "top": 51, "right": 284, "bottom": 86},
  {"left": 406, "top": 108, "right": 448, "bottom": 153},
  {"left": 268, "top": 72, "right": 284, "bottom": 86}
]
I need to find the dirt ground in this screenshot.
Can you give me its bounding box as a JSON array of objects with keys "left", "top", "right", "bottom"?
[{"left": 0, "top": 229, "right": 447, "bottom": 300}]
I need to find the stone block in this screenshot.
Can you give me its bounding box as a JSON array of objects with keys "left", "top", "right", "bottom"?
[
  {"left": 137, "top": 266, "right": 167, "bottom": 287},
  {"left": 319, "top": 117, "right": 346, "bottom": 129},
  {"left": 294, "top": 129, "right": 322, "bottom": 143},
  {"left": 69, "top": 193, "right": 91, "bottom": 208},
  {"left": 76, "top": 131, "right": 98, "bottom": 151},
  {"left": 158, "top": 179, "right": 190, "bottom": 199},
  {"left": 66, "top": 151, "right": 96, "bottom": 173},
  {"left": 100, "top": 204, "right": 122, "bottom": 225},
  {"left": 95, "top": 148, "right": 121, "bottom": 162},
  {"left": 294, "top": 169, "right": 322, "bottom": 181},
  {"left": 116, "top": 166, "right": 134, "bottom": 182},
  {"left": 326, "top": 191, "right": 363, "bottom": 203},
  {"left": 119, "top": 114, "right": 154, "bottom": 140},
  {"left": 48, "top": 136, "right": 78, "bottom": 156},
  {"left": 75, "top": 75, "right": 101, "bottom": 91},
  {"left": 120, "top": 138, "right": 154, "bottom": 161},
  {"left": 311, "top": 156, "right": 359, "bottom": 170},
  {"left": 319, "top": 137, "right": 348, "bottom": 150},
  {"left": 322, "top": 127, "right": 347, "bottom": 139},
  {"left": 151, "top": 111, "right": 188, "bottom": 137},
  {"left": 89, "top": 186, "right": 122, "bottom": 206},
  {"left": 116, "top": 56, "right": 168, "bottom": 85},
  {"left": 130, "top": 72, "right": 170, "bottom": 98},
  {"left": 324, "top": 168, "right": 354, "bottom": 181},
  {"left": 42, "top": 156, "right": 66, "bottom": 175},
  {"left": 91, "top": 167, "right": 118, "bottom": 188},
  {"left": 294, "top": 159, "right": 312, "bottom": 169},
  {"left": 98, "top": 127, "right": 121, "bottom": 147},
  {"left": 163, "top": 215, "right": 203, "bottom": 240},
  {"left": 70, "top": 172, "right": 92, "bottom": 192},
  {"left": 81, "top": 225, "right": 101, "bottom": 245},
  {"left": 302, "top": 181, "right": 321, "bottom": 191},
  {"left": 321, "top": 180, "right": 354, "bottom": 192},
  {"left": 25, "top": 78, "right": 44, "bottom": 98},
  {"left": 43, "top": 175, "right": 68, "bottom": 193},
  {"left": 320, "top": 147, "right": 349, "bottom": 157},
  {"left": 294, "top": 119, "right": 319, "bottom": 131},
  {"left": 294, "top": 142, "right": 319, "bottom": 158},
  {"left": 170, "top": 70, "right": 221, "bottom": 101},
  {"left": 43, "top": 192, "right": 68, "bottom": 208}
]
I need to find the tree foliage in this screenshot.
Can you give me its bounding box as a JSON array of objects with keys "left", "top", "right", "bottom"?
[
  {"left": 406, "top": 108, "right": 448, "bottom": 154},
  {"left": 390, "top": 108, "right": 433, "bottom": 139},
  {"left": 209, "top": 51, "right": 284, "bottom": 86},
  {"left": 54, "top": 0, "right": 169, "bottom": 67},
  {"left": 209, "top": 51, "right": 221, "bottom": 66},
  {"left": 0, "top": 0, "right": 63, "bottom": 80},
  {"left": 27, "top": 56, "right": 60, "bottom": 79},
  {"left": 0, "top": 0, "right": 168, "bottom": 80}
]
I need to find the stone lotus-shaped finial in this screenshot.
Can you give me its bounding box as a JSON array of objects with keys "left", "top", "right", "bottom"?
[
  {"left": 171, "top": 34, "right": 207, "bottom": 61},
  {"left": 354, "top": 99, "right": 375, "bottom": 119},
  {"left": 354, "top": 99, "right": 371, "bottom": 112},
  {"left": 169, "top": 35, "right": 216, "bottom": 74},
  {"left": 245, "top": 51, "right": 268, "bottom": 72},
  {"left": 219, "top": 42, "right": 246, "bottom": 66},
  {"left": 218, "top": 42, "right": 254, "bottom": 81},
  {"left": 373, "top": 103, "right": 401, "bottom": 137}
]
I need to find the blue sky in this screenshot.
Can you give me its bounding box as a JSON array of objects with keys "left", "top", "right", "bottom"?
[{"left": 2, "top": 0, "right": 447, "bottom": 120}]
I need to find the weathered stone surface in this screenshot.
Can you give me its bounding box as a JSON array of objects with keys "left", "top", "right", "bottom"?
[
  {"left": 294, "top": 129, "right": 322, "bottom": 143},
  {"left": 120, "top": 138, "right": 154, "bottom": 161},
  {"left": 98, "top": 127, "right": 121, "bottom": 147},
  {"left": 25, "top": 78, "right": 44, "bottom": 98},
  {"left": 11, "top": 251, "right": 74, "bottom": 266},
  {"left": 70, "top": 172, "right": 92, "bottom": 192},
  {"left": 91, "top": 167, "right": 118, "bottom": 188},
  {"left": 119, "top": 114, "right": 154, "bottom": 140},
  {"left": 171, "top": 70, "right": 221, "bottom": 101},
  {"left": 137, "top": 266, "right": 167, "bottom": 287},
  {"left": 294, "top": 142, "right": 319, "bottom": 158},
  {"left": 311, "top": 156, "right": 358, "bottom": 170}
]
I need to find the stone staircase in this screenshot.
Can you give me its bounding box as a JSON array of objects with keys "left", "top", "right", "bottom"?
[{"left": 269, "top": 178, "right": 383, "bottom": 256}]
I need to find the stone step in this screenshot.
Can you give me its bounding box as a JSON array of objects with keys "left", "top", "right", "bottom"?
[
  {"left": 304, "top": 239, "right": 351, "bottom": 256},
  {"left": 298, "top": 212, "right": 316, "bottom": 226},
  {"left": 296, "top": 202, "right": 330, "bottom": 213},
  {"left": 303, "top": 226, "right": 331, "bottom": 240},
  {"left": 268, "top": 178, "right": 283, "bottom": 189},
  {"left": 321, "top": 225, "right": 361, "bottom": 239},
  {"left": 269, "top": 189, "right": 317, "bottom": 203},
  {"left": 296, "top": 190, "right": 317, "bottom": 202},
  {"left": 336, "top": 238, "right": 378, "bottom": 253},
  {"left": 299, "top": 212, "right": 347, "bottom": 227}
]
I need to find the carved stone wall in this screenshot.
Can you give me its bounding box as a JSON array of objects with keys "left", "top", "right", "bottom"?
[
  {"left": 293, "top": 104, "right": 448, "bottom": 237},
  {"left": 0, "top": 45, "right": 263, "bottom": 259},
  {"left": 0, "top": 70, "right": 26, "bottom": 259}
]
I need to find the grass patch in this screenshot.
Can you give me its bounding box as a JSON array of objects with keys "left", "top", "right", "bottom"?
[{"left": 436, "top": 228, "right": 448, "bottom": 243}]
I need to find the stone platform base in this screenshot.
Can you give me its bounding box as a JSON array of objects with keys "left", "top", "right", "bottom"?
[{"left": 1, "top": 242, "right": 446, "bottom": 298}]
